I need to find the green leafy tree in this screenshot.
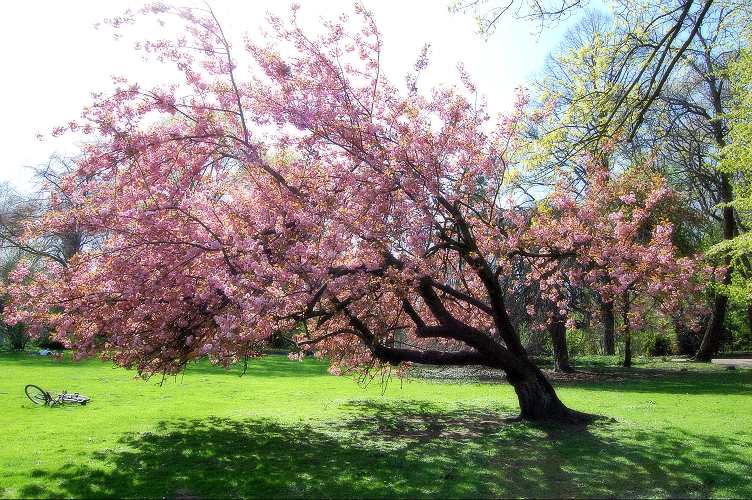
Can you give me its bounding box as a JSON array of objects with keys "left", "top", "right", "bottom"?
[{"left": 711, "top": 28, "right": 752, "bottom": 350}]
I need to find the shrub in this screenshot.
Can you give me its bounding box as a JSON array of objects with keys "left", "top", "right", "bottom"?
[
  {"left": 566, "top": 328, "right": 602, "bottom": 357},
  {"left": 2, "top": 322, "right": 29, "bottom": 351},
  {"left": 648, "top": 334, "right": 673, "bottom": 356}
]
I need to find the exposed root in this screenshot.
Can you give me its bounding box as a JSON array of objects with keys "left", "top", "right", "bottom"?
[{"left": 505, "top": 408, "right": 602, "bottom": 426}]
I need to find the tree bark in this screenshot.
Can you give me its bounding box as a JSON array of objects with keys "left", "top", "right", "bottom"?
[
  {"left": 509, "top": 358, "right": 586, "bottom": 422},
  {"left": 549, "top": 314, "right": 574, "bottom": 372},
  {"left": 622, "top": 295, "right": 632, "bottom": 368},
  {"left": 601, "top": 300, "right": 615, "bottom": 355},
  {"left": 695, "top": 292, "right": 728, "bottom": 361}
]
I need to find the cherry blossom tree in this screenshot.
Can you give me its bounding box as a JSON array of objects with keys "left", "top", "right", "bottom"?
[
  {"left": 3, "top": 3, "right": 704, "bottom": 421},
  {"left": 525, "top": 160, "right": 710, "bottom": 366}
]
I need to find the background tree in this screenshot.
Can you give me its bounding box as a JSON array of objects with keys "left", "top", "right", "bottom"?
[
  {"left": 0, "top": 183, "right": 31, "bottom": 350},
  {"left": 0, "top": 157, "right": 91, "bottom": 349},
  {"left": 710, "top": 26, "right": 752, "bottom": 350},
  {"left": 514, "top": 10, "right": 639, "bottom": 354},
  {"left": 634, "top": 2, "right": 745, "bottom": 359},
  {"left": 526, "top": 161, "right": 709, "bottom": 366},
  {"left": 459, "top": 0, "right": 749, "bottom": 360},
  {"left": 0, "top": 156, "right": 89, "bottom": 265}
]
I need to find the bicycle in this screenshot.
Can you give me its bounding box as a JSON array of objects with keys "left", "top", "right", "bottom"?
[{"left": 24, "top": 384, "right": 90, "bottom": 406}]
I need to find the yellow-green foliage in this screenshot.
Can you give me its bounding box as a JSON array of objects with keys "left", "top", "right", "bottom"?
[
  {"left": 521, "top": 14, "right": 644, "bottom": 181},
  {"left": 722, "top": 37, "right": 752, "bottom": 214},
  {"left": 714, "top": 31, "right": 752, "bottom": 302}
]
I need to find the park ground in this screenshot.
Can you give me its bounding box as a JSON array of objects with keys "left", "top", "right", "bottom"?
[{"left": 1, "top": 352, "right": 751, "bottom": 498}]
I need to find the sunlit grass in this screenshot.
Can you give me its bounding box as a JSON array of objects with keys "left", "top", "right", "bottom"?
[{"left": 1, "top": 352, "right": 750, "bottom": 498}]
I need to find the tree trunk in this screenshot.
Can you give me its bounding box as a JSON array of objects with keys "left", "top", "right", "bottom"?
[
  {"left": 509, "top": 359, "right": 586, "bottom": 422},
  {"left": 622, "top": 295, "right": 632, "bottom": 368},
  {"left": 623, "top": 329, "right": 632, "bottom": 367},
  {"left": 601, "top": 300, "right": 615, "bottom": 355},
  {"left": 696, "top": 183, "right": 733, "bottom": 362},
  {"left": 361, "top": 272, "right": 590, "bottom": 424},
  {"left": 695, "top": 292, "right": 728, "bottom": 361},
  {"left": 549, "top": 314, "right": 574, "bottom": 372}
]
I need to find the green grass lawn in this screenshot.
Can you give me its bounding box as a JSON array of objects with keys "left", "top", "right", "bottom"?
[{"left": 1, "top": 352, "right": 751, "bottom": 498}]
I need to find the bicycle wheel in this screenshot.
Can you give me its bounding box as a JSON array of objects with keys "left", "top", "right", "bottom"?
[{"left": 25, "top": 385, "right": 50, "bottom": 405}]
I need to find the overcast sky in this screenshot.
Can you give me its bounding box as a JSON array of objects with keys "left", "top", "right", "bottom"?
[{"left": 0, "top": 1, "right": 575, "bottom": 192}]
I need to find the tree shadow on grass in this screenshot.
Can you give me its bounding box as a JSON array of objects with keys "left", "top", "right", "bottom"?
[{"left": 18, "top": 400, "right": 752, "bottom": 499}]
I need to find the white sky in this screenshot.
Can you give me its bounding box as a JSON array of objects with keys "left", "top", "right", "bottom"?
[{"left": 0, "top": 1, "right": 574, "bottom": 192}]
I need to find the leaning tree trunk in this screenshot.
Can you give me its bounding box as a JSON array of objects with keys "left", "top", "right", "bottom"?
[
  {"left": 360, "top": 266, "right": 591, "bottom": 423},
  {"left": 600, "top": 300, "right": 615, "bottom": 355},
  {"left": 507, "top": 356, "right": 584, "bottom": 421},
  {"left": 549, "top": 314, "right": 574, "bottom": 373}
]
